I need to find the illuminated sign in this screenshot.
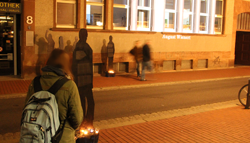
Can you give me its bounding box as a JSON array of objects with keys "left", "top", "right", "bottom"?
[
  {"left": 0, "top": 2, "right": 21, "bottom": 13},
  {"left": 162, "top": 34, "right": 191, "bottom": 40}
]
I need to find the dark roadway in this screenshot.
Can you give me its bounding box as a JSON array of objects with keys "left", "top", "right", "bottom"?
[{"left": 0, "top": 78, "right": 247, "bottom": 134}]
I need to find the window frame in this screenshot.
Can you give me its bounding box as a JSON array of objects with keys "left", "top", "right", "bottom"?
[
  {"left": 164, "top": 0, "right": 177, "bottom": 32},
  {"left": 113, "top": 0, "right": 130, "bottom": 30},
  {"left": 86, "top": 0, "right": 105, "bottom": 29},
  {"left": 137, "top": 0, "right": 152, "bottom": 31},
  {"left": 55, "top": 0, "right": 77, "bottom": 28},
  {"left": 199, "top": 0, "right": 209, "bottom": 34},
  {"left": 183, "top": 0, "right": 194, "bottom": 33},
  {"left": 214, "top": 0, "right": 223, "bottom": 34}
]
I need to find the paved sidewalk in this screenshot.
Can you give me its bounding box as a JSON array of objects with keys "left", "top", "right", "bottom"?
[
  {"left": 1, "top": 66, "right": 250, "bottom": 95},
  {"left": 98, "top": 106, "right": 250, "bottom": 143}
]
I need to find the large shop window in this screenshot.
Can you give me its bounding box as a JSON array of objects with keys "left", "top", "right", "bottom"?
[
  {"left": 56, "top": 0, "right": 76, "bottom": 28},
  {"left": 86, "top": 0, "right": 104, "bottom": 29},
  {"left": 200, "top": 0, "right": 208, "bottom": 33},
  {"left": 113, "top": 0, "right": 129, "bottom": 30},
  {"left": 165, "top": 0, "right": 176, "bottom": 32},
  {"left": 137, "top": 0, "right": 151, "bottom": 31},
  {"left": 215, "top": 0, "right": 223, "bottom": 34},
  {"left": 183, "top": 0, "right": 193, "bottom": 33}
]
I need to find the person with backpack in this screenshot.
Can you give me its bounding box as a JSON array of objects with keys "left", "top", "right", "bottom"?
[{"left": 20, "top": 49, "right": 83, "bottom": 143}]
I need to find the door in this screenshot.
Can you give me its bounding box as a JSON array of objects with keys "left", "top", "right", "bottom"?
[
  {"left": 235, "top": 31, "right": 250, "bottom": 65},
  {"left": 0, "top": 15, "right": 14, "bottom": 75}
]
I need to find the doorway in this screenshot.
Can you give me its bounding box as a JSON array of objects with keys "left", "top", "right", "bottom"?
[
  {"left": 0, "top": 15, "right": 18, "bottom": 75},
  {"left": 235, "top": 31, "right": 250, "bottom": 65}
]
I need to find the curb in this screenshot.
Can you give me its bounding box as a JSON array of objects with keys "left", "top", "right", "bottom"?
[
  {"left": 1, "top": 75, "right": 250, "bottom": 99},
  {"left": 0, "top": 100, "right": 241, "bottom": 142},
  {"left": 92, "top": 75, "right": 250, "bottom": 91}
]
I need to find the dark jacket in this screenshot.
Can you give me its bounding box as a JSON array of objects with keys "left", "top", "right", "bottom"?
[
  {"left": 25, "top": 68, "right": 83, "bottom": 143},
  {"left": 142, "top": 44, "right": 151, "bottom": 62},
  {"left": 130, "top": 46, "right": 143, "bottom": 62}
]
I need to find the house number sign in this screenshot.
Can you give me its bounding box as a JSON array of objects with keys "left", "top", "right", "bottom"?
[{"left": 26, "top": 16, "right": 33, "bottom": 24}]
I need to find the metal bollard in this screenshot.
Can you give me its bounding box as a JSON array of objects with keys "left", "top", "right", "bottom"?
[{"left": 245, "top": 79, "right": 250, "bottom": 109}]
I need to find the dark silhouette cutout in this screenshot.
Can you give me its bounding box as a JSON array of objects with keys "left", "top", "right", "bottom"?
[
  {"left": 58, "top": 36, "right": 64, "bottom": 50},
  {"left": 45, "top": 30, "right": 55, "bottom": 55},
  {"left": 64, "top": 40, "right": 73, "bottom": 53},
  {"left": 72, "top": 36, "right": 78, "bottom": 52},
  {"left": 107, "top": 35, "right": 115, "bottom": 70},
  {"left": 101, "top": 39, "right": 107, "bottom": 76},
  {"left": 72, "top": 29, "right": 95, "bottom": 127},
  {"left": 35, "top": 34, "right": 48, "bottom": 75}
]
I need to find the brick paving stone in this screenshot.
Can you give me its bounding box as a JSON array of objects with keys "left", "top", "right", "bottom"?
[{"left": 98, "top": 106, "right": 250, "bottom": 143}]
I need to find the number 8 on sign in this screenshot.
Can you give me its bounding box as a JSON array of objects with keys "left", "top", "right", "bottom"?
[{"left": 26, "top": 16, "right": 33, "bottom": 24}]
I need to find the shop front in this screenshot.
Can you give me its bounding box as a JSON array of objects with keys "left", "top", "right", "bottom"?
[
  {"left": 0, "top": 1, "right": 21, "bottom": 76},
  {"left": 15, "top": 0, "right": 243, "bottom": 78}
]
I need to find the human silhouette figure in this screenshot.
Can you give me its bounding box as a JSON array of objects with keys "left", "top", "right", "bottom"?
[
  {"left": 107, "top": 35, "right": 115, "bottom": 70},
  {"left": 72, "top": 36, "right": 78, "bottom": 52},
  {"left": 101, "top": 39, "right": 108, "bottom": 75},
  {"left": 59, "top": 36, "right": 64, "bottom": 50},
  {"left": 35, "top": 35, "right": 48, "bottom": 75},
  {"left": 64, "top": 40, "right": 73, "bottom": 53},
  {"left": 72, "top": 29, "right": 94, "bottom": 127},
  {"left": 45, "top": 30, "right": 55, "bottom": 55}
]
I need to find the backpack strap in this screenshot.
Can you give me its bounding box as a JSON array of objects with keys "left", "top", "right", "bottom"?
[
  {"left": 34, "top": 76, "right": 42, "bottom": 92},
  {"left": 47, "top": 77, "right": 69, "bottom": 95}
]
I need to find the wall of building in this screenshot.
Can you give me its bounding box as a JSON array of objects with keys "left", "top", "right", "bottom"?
[{"left": 22, "top": 0, "right": 236, "bottom": 78}]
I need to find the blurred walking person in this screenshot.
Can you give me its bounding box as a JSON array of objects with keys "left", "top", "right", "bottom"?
[
  {"left": 141, "top": 40, "right": 153, "bottom": 81},
  {"left": 130, "top": 40, "right": 143, "bottom": 77}
]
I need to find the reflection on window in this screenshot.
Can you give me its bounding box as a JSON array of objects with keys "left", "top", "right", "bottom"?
[
  {"left": 165, "top": 0, "right": 176, "bottom": 31},
  {"left": 200, "top": 0, "right": 208, "bottom": 33},
  {"left": 200, "top": 0, "right": 207, "bottom": 13},
  {"left": 215, "top": 17, "right": 222, "bottom": 33},
  {"left": 184, "top": 0, "right": 192, "bottom": 12},
  {"left": 113, "top": 8, "right": 127, "bottom": 28},
  {"left": 113, "top": 0, "right": 129, "bottom": 30},
  {"left": 215, "top": 0, "right": 223, "bottom": 34},
  {"left": 86, "top": 0, "right": 104, "bottom": 29},
  {"left": 138, "top": 0, "right": 150, "bottom": 7},
  {"left": 114, "top": 0, "right": 128, "bottom": 5},
  {"left": 183, "top": 0, "right": 193, "bottom": 32},
  {"left": 200, "top": 16, "right": 207, "bottom": 31},
  {"left": 137, "top": 0, "right": 151, "bottom": 30},
  {"left": 56, "top": 0, "right": 76, "bottom": 28},
  {"left": 183, "top": 15, "right": 192, "bottom": 31},
  {"left": 137, "top": 10, "right": 149, "bottom": 29},
  {"left": 166, "top": 0, "right": 175, "bottom": 9},
  {"left": 215, "top": 0, "right": 223, "bottom": 15},
  {"left": 165, "top": 13, "right": 175, "bottom": 30}
]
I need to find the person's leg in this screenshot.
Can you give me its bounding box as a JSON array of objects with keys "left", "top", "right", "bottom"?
[
  {"left": 141, "top": 62, "right": 146, "bottom": 80},
  {"left": 136, "top": 61, "right": 140, "bottom": 77}
]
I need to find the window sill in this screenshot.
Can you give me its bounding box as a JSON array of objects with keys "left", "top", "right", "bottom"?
[
  {"left": 50, "top": 28, "right": 157, "bottom": 34},
  {"left": 161, "top": 32, "right": 227, "bottom": 37}
]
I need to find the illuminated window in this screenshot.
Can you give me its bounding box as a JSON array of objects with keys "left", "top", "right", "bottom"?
[
  {"left": 56, "top": 0, "right": 76, "bottom": 28},
  {"left": 113, "top": 0, "right": 129, "bottom": 30},
  {"left": 86, "top": 0, "right": 104, "bottom": 29},
  {"left": 165, "top": 0, "right": 176, "bottom": 32},
  {"left": 215, "top": 0, "right": 223, "bottom": 34},
  {"left": 137, "top": 0, "right": 151, "bottom": 31},
  {"left": 200, "top": 0, "right": 208, "bottom": 33},
  {"left": 183, "top": 0, "right": 193, "bottom": 32}
]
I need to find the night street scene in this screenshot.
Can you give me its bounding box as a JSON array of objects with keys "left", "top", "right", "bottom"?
[{"left": 2, "top": 0, "right": 250, "bottom": 143}]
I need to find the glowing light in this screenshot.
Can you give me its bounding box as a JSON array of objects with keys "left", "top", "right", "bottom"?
[
  {"left": 95, "top": 130, "right": 99, "bottom": 134},
  {"left": 108, "top": 70, "right": 115, "bottom": 74},
  {"left": 96, "top": 21, "right": 103, "bottom": 26},
  {"left": 80, "top": 129, "right": 88, "bottom": 135}
]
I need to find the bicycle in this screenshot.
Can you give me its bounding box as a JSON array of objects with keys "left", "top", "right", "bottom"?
[{"left": 238, "top": 84, "right": 249, "bottom": 106}]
